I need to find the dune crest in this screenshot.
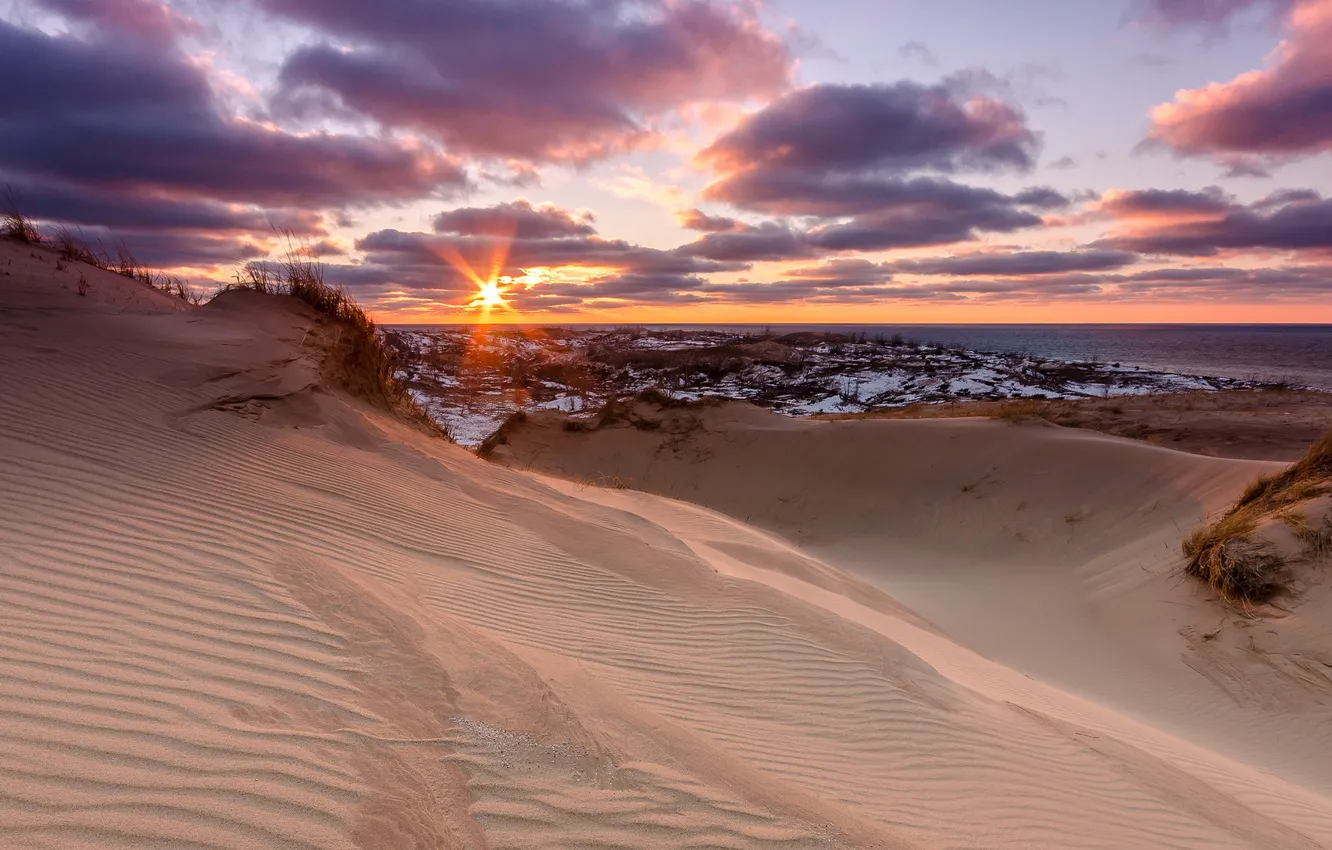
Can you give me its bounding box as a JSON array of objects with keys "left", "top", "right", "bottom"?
[{"left": 5, "top": 243, "right": 1332, "bottom": 848}]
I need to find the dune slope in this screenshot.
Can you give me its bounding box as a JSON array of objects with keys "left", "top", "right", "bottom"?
[{"left": 5, "top": 248, "right": 1332, "bottom": 848}]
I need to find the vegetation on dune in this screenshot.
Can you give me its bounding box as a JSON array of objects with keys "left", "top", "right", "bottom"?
[
  {"left": 1, "top": 196, "right": 447, "bottom": 440},
  {"left": 2, "top": 192, "right": 201, "bottom": 304},
  {"left": 1184, "top": 430, "right": 1332, "bottom": 604},
  {"left": 478, "top": 388, "right": 722, "bottom": 457},
  {"left": 222, "top": 244, "right": 452, "bottom": 441},
  {"left": 2, "top": 187, "right": 42, "bottom": 244}
]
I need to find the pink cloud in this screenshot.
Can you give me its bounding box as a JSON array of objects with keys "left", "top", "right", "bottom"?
[
  {"left": 1146, "top": 0, "right": 1332, "bottom": 160},
  {"left": 37, "top": 0, "right": 202, "bottom": 42},
  {"left": 268, "top": 0, "right": 792, "bottom": 165}
]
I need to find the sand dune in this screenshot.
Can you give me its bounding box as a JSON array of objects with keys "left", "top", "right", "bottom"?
[{"left": 5, "top": 241, "right": 1332, "bottom": 848}]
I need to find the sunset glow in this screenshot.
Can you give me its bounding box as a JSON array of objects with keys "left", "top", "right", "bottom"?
[{"left": 4, "top": 0, "right": 1330, "bottom": 324}]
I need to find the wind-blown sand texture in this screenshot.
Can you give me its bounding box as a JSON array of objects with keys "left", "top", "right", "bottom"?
[{"left": 5, "top": 238, "right": 1332, "bottom": 848}]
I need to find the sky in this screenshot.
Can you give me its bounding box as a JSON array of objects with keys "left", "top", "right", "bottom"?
[{"left": 2, "top": 0, "right": 1331, "bottom": 323}]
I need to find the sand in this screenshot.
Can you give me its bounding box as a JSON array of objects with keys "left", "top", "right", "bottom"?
[
  {"left": 5, "top": 238, "right": 1332, "bottom": 848},
  {"left": 818, "top": 391, "right": 1332, "bottom": 461}
]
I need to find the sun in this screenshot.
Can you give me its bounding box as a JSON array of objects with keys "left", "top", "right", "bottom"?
[
  {"left": 431, "top": 226, "right": 518, "bottom": 319},
  {"left": 474, "top": 279, "right": 507, "bottom": 308}
]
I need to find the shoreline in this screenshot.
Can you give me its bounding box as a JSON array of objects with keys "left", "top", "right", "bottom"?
[{"left": 385, "top": 325, "right": 1329, "bottom": 449}]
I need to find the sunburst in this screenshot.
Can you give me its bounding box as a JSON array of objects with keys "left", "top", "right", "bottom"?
[{"left": 434, "top": 227, "right": 515, "bottom": 322}]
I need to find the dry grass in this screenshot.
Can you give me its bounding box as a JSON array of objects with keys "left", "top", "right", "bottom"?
[
  {"left": 221, "top": 239, "right": 450, "bottom": 441},
  {"left": 2, "top": 197, "right": 202, "bottom": 305},
  {"left": 2, "top": 186, "right": 42, "bottom": 244},
  {"left": 1234, "top": 432, "right": 1332, "bottom": 511},
  {"left": 1183, "top": 513, "right": 1287, "bottom": 603},
  {"left": 51, "top": 226, "right": 99, "bottom": 266},
  {"left": 1184, "top": 430, "right": 1332, "bottom": 603}
]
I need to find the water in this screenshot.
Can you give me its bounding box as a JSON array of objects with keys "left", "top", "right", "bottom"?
[{"left": 390, "top": 324, "right": 1332, "bottom": 390}]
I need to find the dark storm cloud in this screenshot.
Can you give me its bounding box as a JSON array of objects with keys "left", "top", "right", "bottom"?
[{"left": 265, "top": 0, "right": 792, "bottom": 164}]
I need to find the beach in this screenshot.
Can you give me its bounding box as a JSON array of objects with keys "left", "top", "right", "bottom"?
[{"left": 5, "top": 237, "right": 1332, "bottom": 848}]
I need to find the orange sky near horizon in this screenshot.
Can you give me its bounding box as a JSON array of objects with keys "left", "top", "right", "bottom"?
[{"left": 373, "top": 299, "right": 1332, "bottom": 326}]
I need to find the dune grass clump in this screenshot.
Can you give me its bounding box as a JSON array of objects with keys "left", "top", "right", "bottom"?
[
  {"left": 1184, "top": 430, "right": 1332, "bottom": 603},
  {"left": 224, "top": 244, "right": 450, "bottom": 441},
  {"left": 51, "top": 226, "right": 99, "bottom": 266},
  {"left": 2, "top": 187, "right": 42, "bottom": 244}
]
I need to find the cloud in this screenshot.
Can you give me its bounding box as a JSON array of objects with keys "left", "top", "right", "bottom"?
[
  {"left": 1117, "top": 264, "right": 1332, "bottom": 299},
  {"left": 698, "top": 81, "right": 1039, "bottom": 176},
  {"left": 1094, "top": 187, "right": 1332, "bottom": 255},
  {"left": 35, "top": 0, "right": 202, "bottom": 42},
  {"left": 678, "top": 209, "right": 740, "bottom": 232},
  {"left": 678, "top": 221, "right": 815, "bottom": 262},
  {"left": 1145, "top": 0, "right": 1332, "bottom": 162},
  {"left": 699, "top": 261, "right": 1109, "bottom": 304},
  {"left": 266, "top": 0, "right": 792, "bottom": 164},
  {"left": 1124, "top": 0, "right": 1294, "bottom": 31},
  {"left": 695, "top": 81, "right": 1061, "bottom": 254},
  {"left": 0, "top": 23, "right": 465, "bottom": 206},
  {"left": 80, "top": 229, "right": 270, "bottom": 268},
  {"left": 889, "top": 249, "right": 1139, "bottom": 276},
  {"left": 1093, "top": 186, "right": 1235, "bottom": 220},
  {"left": 0, "top": 173, "right": 321, "bottom": 235},
  {"left": 0, "top": 20, "right": 464, "bottom": 267},
  {"left": 433, "top": 200, "right": 596, "bottom": 239},
  {"left": 326, "top": 202, "right": 745, "bottom": 309},
  {"left": 899, "top": 41, "right": 939, "bottom": 66},
  {"left": 331, "top": 201, "right": 1332, "bottom": 310}
]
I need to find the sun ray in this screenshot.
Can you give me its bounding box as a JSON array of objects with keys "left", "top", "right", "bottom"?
[{"left": 432, "top": 228, "right": 516, "bottom": 322}]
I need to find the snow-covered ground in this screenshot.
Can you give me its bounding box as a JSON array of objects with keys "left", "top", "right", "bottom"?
[{"left": 384, "top": 327, "right": 1295, "bottom": 448}]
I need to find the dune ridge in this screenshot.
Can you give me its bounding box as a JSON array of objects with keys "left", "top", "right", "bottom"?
[{"left": 5, "top": 243, "right": 1332, "bottom": 848}]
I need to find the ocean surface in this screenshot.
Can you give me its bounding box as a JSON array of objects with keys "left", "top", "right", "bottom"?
[{"left": 391, "top": 324, "right": 1332, "bottom": 390}]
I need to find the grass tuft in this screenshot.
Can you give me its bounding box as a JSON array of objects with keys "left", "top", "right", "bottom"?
[
  {"left": 1183, "top": 430, "right": 1332, "bottom": 603},
  {"left": 2, "top": 186, "right": 41, "bottom": 244},
  {"left": 221, "top": 234, "right": 450, "bottom": 441},
  {"left": 51, "top": 226, "right": 99, "bottom": 265}
]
